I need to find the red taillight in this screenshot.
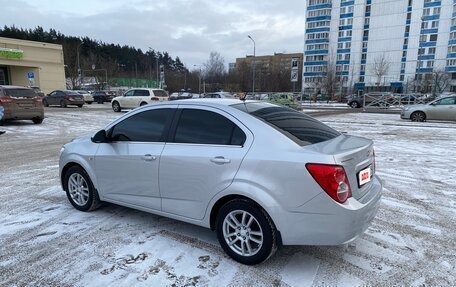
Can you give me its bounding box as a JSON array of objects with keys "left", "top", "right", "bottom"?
[
  {"left": 0, "top": 97, "right": 13, "bottom": 103},
  {"left": 306, "top": 164, "right": 352, "bottom": 203},
  {"left": 151, "top": 96, "right": 159, "bottom": 101},
  {"left": 65, "top": 96, "right": 73, "bottom": 100}
]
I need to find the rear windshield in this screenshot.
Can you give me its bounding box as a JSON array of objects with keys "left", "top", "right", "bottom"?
[
  {"left": 4, "top": 88, "right": 37, "bottom": 98},
  {"left": 231, "top": 102, "right": 340, "bottom": 146},
  {"left": 153, "top": 90, "right": 168, "bottom": 97}
]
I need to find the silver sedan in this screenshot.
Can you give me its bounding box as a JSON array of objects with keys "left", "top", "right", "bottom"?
[
  {"left": 401, "top": 95, "right": 456, "bottom": 122},
  {"left": 59, "top": 99, "right": 382, "bottom": 265}
]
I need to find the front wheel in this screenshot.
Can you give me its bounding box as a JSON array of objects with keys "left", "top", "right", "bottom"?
[
  {"left": 43, "top": 99, "right": 49, "bottom": 107},
  {"left": 112, "top": 101, "right": 121, "bottom": 112},
  {"left": 77, "top": 104, "right": 84, "bottom": 108},
  {"left": 63, "top": 166, "right": 101, "bottom": 212},
  {"left": 87, "top": 101, "right": 93, "bottom": 105},
  {"left": 349, "top": 101, "right": 360, "bottom": 108},
  {"left": 411, "top": 111, "right": 426, "bottom": 122},
  {"left": 216, "top": 199, "right": 277, "bottom": 265},
  {"left": 60, "top": 100, "right": 67, "bottom": 108}
]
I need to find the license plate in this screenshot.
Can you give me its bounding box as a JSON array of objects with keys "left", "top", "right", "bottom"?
[
  {"left": 358, "top": 166, "right": 372, "bottom": 186},
  {"left": 19, "top": 104, "right": 33, "bottom": 108}
]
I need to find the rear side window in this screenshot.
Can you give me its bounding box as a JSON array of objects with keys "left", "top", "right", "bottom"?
[
  {"left": 110, "top": 108, "right": 174, "bottom": 142},
  {"left": 134, "top": 90, "right": 150, "bottom": 97},
  {"left": 173, "top": 109, "right": 246, "bottom": 146},
  {"left": 4, "top": 89, "right": 37, "bottom": 98},
  {"left": 232, "top": 102, "right": 340, "bottom": 146},
  {"left": 153, "top": 90, "right": 168, "bottom": 97}
]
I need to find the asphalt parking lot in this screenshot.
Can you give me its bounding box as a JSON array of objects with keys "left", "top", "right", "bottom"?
[{"left": 0, "top": 104, "right": 455, "bottom": 286}]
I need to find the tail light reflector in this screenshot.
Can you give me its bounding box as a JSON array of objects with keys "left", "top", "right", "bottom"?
[
  {"left": 306, "top": 164, "right": 352, "bottom": 203},
  {"left": 0, "top": 97, "right": 13, "bottom": 103}
]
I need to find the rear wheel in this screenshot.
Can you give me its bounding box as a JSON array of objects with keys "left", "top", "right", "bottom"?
[
  {"left": 216, "top": 199, "right": 277, "bottom": 265},
  {"left": 411, "top": 111, "right": 426, "bottom": 122},
  {"left": 140, "top": 102, "right": 148, "bottom": 106},
  {"left": 60, "top": 100, "right": 67, "bottom": 108},
  {"left": 77, "top": 104, "right": 83, "bottom": 108},
  {"left": 63, "top": 166, "right": 101, "bottom": 212},
  {"left": 43, "top": 99, "right": 49, "bottom": 107},
  {"left": 32, "top": 117, "right": 43, "bottom": 124},
  {"left": 112, "top": 101, "right": 121, "bottom": 112},
  {"left": 349, "top": 101, "right": 360, "bottom": 108},
  {"left": 87, "top": 101, "right": 93, "bottom": 105}
]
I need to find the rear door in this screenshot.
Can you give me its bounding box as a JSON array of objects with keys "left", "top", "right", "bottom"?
[
  {"left": 159, "top": 106, "right": 252, "bottom": 220},
  {"left": 134, "top": 89, "right": 149, "bottom": 106},
  {"left": 95, "top": 106, "right": 176, "bottom": 210}
]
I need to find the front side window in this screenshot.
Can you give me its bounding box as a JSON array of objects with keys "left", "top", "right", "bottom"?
[
  {"left": 435, "top": 97, "right": 456, "bottom": 105},
  {"left": 110, "top": 108, "right": 174, "bottom": 142},
  {"left": 173, "top": 109, "right": 246, "bottom": 146},
  {"left": 231, "top": 102, "right": 340, "bottom": 146},
  {"left": 124, "top": 90, "right": 134, "bottom": 97}
]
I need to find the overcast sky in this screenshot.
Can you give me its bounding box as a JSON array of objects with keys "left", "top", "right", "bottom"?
[{"left": 0, "top": 0, "right": 305, "bottom": 69}]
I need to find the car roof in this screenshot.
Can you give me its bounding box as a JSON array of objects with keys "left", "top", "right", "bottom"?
[
  {"left": 0, "top": 85, "right": 33, "bottom": 90},
  {"left": 165, "top": 98, "right": 258, "bottom": 107}
]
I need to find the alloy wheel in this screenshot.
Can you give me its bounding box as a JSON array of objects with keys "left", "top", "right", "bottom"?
[
  {"left": 68, "top": 173, "right": 90, "bottom": 206},
  {"left": 222, "top": 210, "right": 263, "bottom": 257}
]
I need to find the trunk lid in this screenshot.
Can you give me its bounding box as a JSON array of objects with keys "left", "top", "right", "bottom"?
[
  {"left": 304, "top": 134, "right": 375, "bottom": 201},
  {"left": 4, "top": 88, "right": 42, "bottom": 110}
]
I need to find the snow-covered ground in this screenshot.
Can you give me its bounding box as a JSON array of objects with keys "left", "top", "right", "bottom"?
[{"left": 0, "top": 106, "right": 455, "bottom": 286}]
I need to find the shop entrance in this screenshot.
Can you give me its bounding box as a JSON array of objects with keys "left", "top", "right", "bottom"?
[{"left": 0, "top": 67, "right": 9, "bottom": 85}]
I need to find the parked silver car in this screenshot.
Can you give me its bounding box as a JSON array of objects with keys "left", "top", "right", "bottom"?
[
  {"left": 401, "top": 95, "right": 456, "bottom": 122},
  {"left": 59, "top": 99, "right": 382, "bottom": 265}
]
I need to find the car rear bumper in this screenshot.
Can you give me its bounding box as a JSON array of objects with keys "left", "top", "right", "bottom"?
[
  {"left": 276, "top": 176, "right": 382, "bottom": 245},
  {"left": 83, "top": 96, "right": 94, "bottom": 102},
  {"left": 2, "top": 109, "right": 44, "bottom": 120}
]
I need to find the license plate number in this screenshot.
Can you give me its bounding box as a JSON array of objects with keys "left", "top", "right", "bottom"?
[{"left": 358, "top": 166, "right": 372, "bottom": 186}]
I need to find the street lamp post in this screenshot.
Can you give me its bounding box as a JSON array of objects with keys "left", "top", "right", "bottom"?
[{"left": 248, "top": 35, "right": 256, "bottom": 96}]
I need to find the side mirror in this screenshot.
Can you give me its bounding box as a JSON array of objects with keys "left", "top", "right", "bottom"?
[{"left": 91, "top": 130, "right": 108, "bottom": 143}]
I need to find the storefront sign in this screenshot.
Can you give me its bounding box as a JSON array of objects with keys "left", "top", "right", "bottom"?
[{"left": 0, "top": 48, "right": 24, "bottom": 59}]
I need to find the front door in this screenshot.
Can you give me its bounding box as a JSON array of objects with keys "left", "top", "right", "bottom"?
[
  {"left": 427, "top": 97, "right": 456, "bottom": 121},
  {"left": 94, "top": 107, "right": 176, "bottom": 210},
  {"left": 159, "top": 106, "right": 252, "bottom": 220}
]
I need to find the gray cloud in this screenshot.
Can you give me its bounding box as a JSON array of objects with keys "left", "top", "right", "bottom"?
[{"left": 0, "top": 0, "right": 305, "bottom": 68}]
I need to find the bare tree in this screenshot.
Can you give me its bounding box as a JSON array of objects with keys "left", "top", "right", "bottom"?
[
  {"left": 371, "top": 54, "right": 390, "bottom": 87},
  {"left": 431, "top": 69, "right": 451, "bottom": 96},
  {"left": 204, "top": 51, "right": 226, "bottom": 90},
  {"left": 321, "top": 57, "right": 339, "bottom": 101}
]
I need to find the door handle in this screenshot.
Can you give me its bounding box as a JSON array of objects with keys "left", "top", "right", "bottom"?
[
  {"left": 210, "top": 156, "right": 231, "bottom": 165},
  {"left": 142, "top": 154, "right": 157, "bottom": 161}
]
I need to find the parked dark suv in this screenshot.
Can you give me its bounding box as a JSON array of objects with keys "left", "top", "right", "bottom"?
[
  {"left": 93, "top": 91, "right": 116, "bottom": 104},
  {"left": 0, "top": 85, "right": 44, "bottom": 124}
]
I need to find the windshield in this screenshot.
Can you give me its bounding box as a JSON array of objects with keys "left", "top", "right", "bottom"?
[
  {"left": 4, "top": 88, "right": 38, "bottom": 98},
  {"left": 231, "top": 102, "right": 340, "bottom": 146}
]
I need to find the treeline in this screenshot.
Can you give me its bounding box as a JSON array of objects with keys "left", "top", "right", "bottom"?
[{"left": 0, "top": 25, "right": 188, "bottom": 90}]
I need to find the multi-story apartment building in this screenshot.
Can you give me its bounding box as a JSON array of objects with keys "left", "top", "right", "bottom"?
[{"left": 302, "top": 0, "right": 456, "bottom": 94}]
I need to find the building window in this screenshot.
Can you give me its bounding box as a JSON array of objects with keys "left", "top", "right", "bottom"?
[
  {"left": 429, "top": 34, "right": 438, "bottom": 41},
  {"left": 400, "top": 75, "right": 405, "bottom": 81},
  {"left": 359, "top": 76, "right": 365, "bottom": 82},
  {"left": 428, "top": 47, "right": 436, "bottom": 54},
  {"left": 404, "top": 38, "right": 409, "bottom": 45},
  {"left": 418, "top": 48, "right": 425, "bottom": 55}
]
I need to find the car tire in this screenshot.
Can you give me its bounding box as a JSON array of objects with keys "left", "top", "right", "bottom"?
[
  {"left": 411, "top": 111, "right": 426, "bottom": 122},
  {"left": 60, "top": 100, "right": 67, "bottom": 108},
  {"left": 97, "top": 99, "right": 103, "bottom": 104},
  {"left": 140, "top": 102, "right": 147, "bottom": 106},
  {"left": 216, "top": 199, "right": 277, "bottom": 265},
  {"left": 87, "top": 101, "right": 93, "bottom": 105},
  {"left": 32, "top": 117, "right": 43, "bottom": 124},
  {"left": 112, "top": 101, "right": 121, "bottom": 112},
  {"left": 63, "top": 166, "right": 101, "bottom": 212},
  {"left": 349, "top": 101, "right": 360, "bottom": 108},
  {"left": 77, "top": 104, "right": 83, "bottom": 108},
  {"left": 43, "top": 99, "right": 49, "bottom": 107}
]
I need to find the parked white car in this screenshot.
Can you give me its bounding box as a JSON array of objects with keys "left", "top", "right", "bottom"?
[
  {"left": 111, "top": 88, "right": 168, "bottom": 112},
  {"left": 75, "top": 90, "right": 94, "bottom": 104}
]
